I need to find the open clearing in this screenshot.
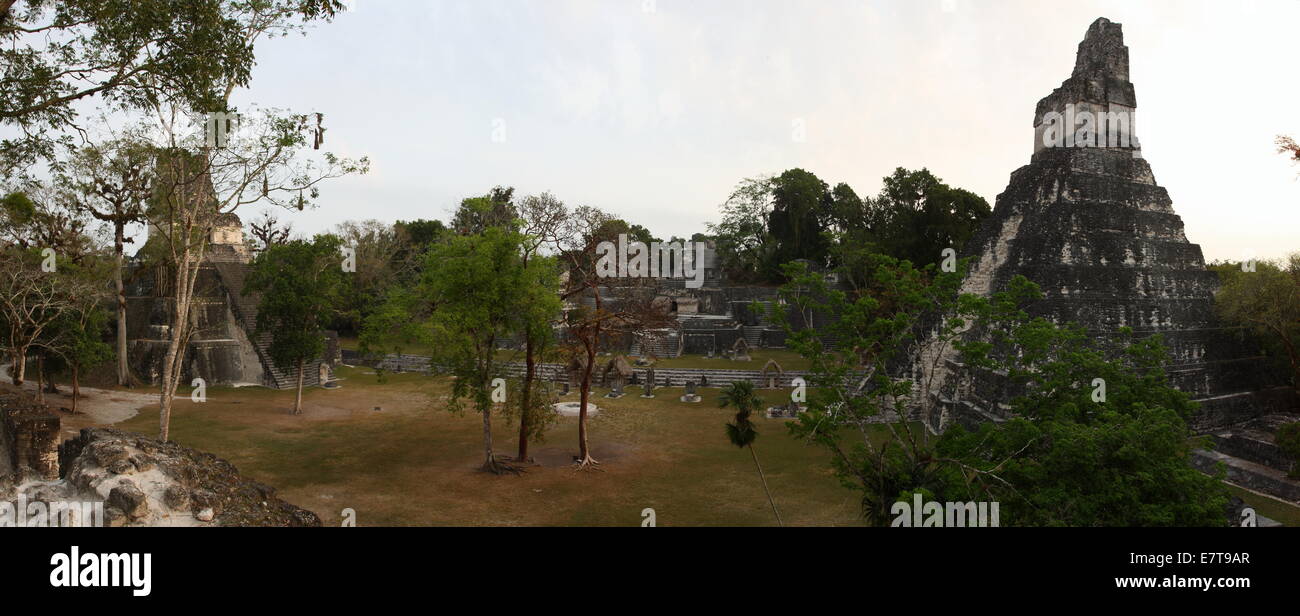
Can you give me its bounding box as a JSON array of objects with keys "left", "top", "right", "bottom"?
[
  {"left": 44, "top": 364, "right": 1299, "bottom": 526},
  {"left": 96, "top": 365, "right": 862, "bottom": 526}
]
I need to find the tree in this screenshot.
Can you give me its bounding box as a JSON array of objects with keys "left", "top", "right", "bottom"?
[
  {"left": 1214, "top": 254, "right": 1300, "bottom": 394},
  {"left": 330, "top": 219, "right": 405, "bottom": 336},
  {"left": 0, "top": 188, "right": 101, "bottom": 386},
  {"left": 767, "top": 168, "right": 833, "bottom": 270},
  {"left": 770, "top": 249, "right": 1227, "bottom": 526},
  {"left": 38, "top": 266, "right": 113, "bottom": 413},
  {"left": 861, "top": 168, "right": 991, "bottom": 269},
  {"left": 247, "top": 209, "right": 294, "bottom": 252},
  {"left": 143, "top": 108, "right": 366, "bottom": 442},
  {"left": 244, "top": 235, "right": 344, "bottom": 414},
  {"left": 1276, "top": 422, "right": 1300, "bottom": 479},
  {"left": 707, "top": 176, "right": 775, "bottom": 282},
  {"left": 1278, "top": 135, "right": 1300, "bottom": 164},
  {"left": 451, "top": 186, "right": 517, "bottom": 235},
  {"left": 719, "top": 380, "right": 782, "bottom": 526},
  {"left": 401, "top": 226, "right": 556, "bottom": 474},
  {"left": 55, "top": 137, "right": 155, "bottom": 386},
  {"left": 555, "top": 205, "right": 674, "bottom": 468},
  {"left": 0, "top": 246, "right": 105, "bottom": 388},
  {"left": 0, "top": 0, "right": 345, "bottom": 177},
  {"left": 511, "top": 192, "right": 567, "bottom": 463}
]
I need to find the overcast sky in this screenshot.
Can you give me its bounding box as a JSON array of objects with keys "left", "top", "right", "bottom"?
[{"left": 226, "top": 0, "right": 1300, "bottom": 263}]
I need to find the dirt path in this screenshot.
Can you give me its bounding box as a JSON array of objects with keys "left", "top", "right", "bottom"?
[{"left": 0, "top": 363, "right": 156, "bottom": 426}]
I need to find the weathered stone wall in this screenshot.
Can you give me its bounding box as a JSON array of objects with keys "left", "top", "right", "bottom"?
[{"left": 0, "top": 388, "right": 61, "bottom": 485}]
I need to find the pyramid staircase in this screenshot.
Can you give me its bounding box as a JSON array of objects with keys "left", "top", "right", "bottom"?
[{"left": 213, "top": 262, "right": 331, "bottom": 390}]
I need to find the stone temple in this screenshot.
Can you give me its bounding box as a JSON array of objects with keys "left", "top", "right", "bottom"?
[
  {"left": 927, "top": 18, "right": 1298, "bottom": 433},
  {"left": 125, "top": 213, "right": 337, "bottom": 390}
]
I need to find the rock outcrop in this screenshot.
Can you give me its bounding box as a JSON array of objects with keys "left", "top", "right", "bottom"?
[
  {"left": 50, "top": 427, "right": 321, "bottom": 527},
  {"left": 926, "top": 18, "right": 1298, "bottom": 432},
  {"left": 3, "top": 391, "right": 320, "bottom": 526}
]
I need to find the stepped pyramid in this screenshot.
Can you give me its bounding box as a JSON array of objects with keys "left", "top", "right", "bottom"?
[
  {"left": 127, "top": 212, "right": 335, "bottom": 391},
  {"left": 927, "top": 18, "right": 1297, "bottom": 432}
]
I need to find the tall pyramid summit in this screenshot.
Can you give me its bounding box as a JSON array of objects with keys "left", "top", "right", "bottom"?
[{"left": 928, "top": 18, "right": 1298, "bottom": 432}]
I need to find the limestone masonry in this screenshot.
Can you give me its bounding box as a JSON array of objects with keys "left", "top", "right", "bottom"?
[{"left": 928, "top": 18, "right": 1299, "bottom": 432}]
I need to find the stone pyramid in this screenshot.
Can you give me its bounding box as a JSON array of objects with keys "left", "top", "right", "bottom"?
[{"left": 929, "top": 18, "right": 1296, "bottom": 432}]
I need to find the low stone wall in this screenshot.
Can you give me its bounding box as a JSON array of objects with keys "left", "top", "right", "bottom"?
[
  {"left": 0, "top": 388, "right": 61, "bottom": 486},
  {"left": 1191, "top": 449, "right": 1300, "bottom": 504},
  {"left": 357, "top": 352, "right": 814, "bottom": 388}
]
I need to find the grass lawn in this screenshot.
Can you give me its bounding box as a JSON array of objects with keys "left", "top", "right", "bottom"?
[
  {"left": 107, "top": 365, "right": 863, "bottom": 526},
  {"left": 1223, "top": 484, "right": 1300, "bottom": 527},
  {"left": 73, "top": 363, "right": 1300, "bottom": 527}
]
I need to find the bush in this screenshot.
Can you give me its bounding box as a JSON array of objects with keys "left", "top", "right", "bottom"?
[{"left": 1276, "top": 422, "right": 1300, "bottom": 479}]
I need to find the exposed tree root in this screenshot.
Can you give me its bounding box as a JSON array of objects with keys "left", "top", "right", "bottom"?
[
  {"left": 482, "top": 456, "right": 524, "bottom": 476},
  {"left": 572, "top": 454, "right": 604, "bottom": 471}
]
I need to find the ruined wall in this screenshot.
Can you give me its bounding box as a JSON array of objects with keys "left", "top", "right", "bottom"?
[{"left": 0, "top": 389, "right": 61, "bottom": 487}]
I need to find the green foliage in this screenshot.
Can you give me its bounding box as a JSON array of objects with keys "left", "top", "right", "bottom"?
[
  {"left": 374, "top": 226, "right": 560, "bottom": 417},
  {"left": 767, "top": 168, "right": 834, "bottom": 270},
  {"left": 771, "top": 245, "right": 1228, "bottom": 526},
  {"left": 719, "top": 380, "right": 762, "bottom": 448},
  {"left": 0, "top": 0, "right": 345, "bottom": 175},
  {"left": 841, "top": 168, "right": 991, "bottom": 273},
  {"left": 1277, "top": 422, "right": 1300, "bottom": 479},
  {"left": 244, "top": 234, "right": 346, "bottom": 373},
  {"left": 1213, "top": 254, "right": 1300, "bottom": 392},
  {"left": 707, "top": 176, "right": 777, "bottom": 282},
  {"left": 450, "top": 186, "right": 517, "bottom": 235},
  {"left": 709, "top": 167, "right": 989, "bottom": 283}
]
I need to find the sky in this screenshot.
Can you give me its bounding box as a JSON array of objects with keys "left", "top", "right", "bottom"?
[{"left": 199, "top": 0, "right": 1300, "bottom": 262}]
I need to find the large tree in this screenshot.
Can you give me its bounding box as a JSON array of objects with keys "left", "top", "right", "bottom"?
[
  {"left": 511, "top": 192, "right": 567, "bottom": 463},
  {"left": 767, "top": 168, "right": 833, "bottom": 271},
  {"left": 144, "top": 108, "right": 366, "bottom": 442},
  {"left": 1214, "top": 254, "right": 1300, "bottom": 394},
  {"left": 394, "top": 226, "right": 558, "bottom": 474},
  {"left": 0, "top": 0, "right": 344, "bottom": 176},
  {"left": 55, "top": 137, "right": 155, "bottom": 386},
  {"left": 244, "top": 234, "right": 345, "bottom": 414},
  {"left": 555, "top": 205, "right": 674, "bottom": 468},
  {"left": 707, "top": 176, "right": 775, "bottom": 282},
  {"left": 450, "top": 186, "right": 516, "bottom": 235}
]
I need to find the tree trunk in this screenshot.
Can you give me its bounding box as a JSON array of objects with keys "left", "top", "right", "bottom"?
[
  {"left": 575, "top": 294, "right": 603, "bottom": 467},
  {"left": 577, "top": 340, "right": 596, "bottom": 464},
  {"left": 481, "top": 393, "right": 496, "bottom": 470},
  {"left": 10, "top": 348, "right": 25, "bottom": 385},
  {"left": 72, "top": 366, "right": 80, "bottom": 414},
  {"left": 160, "top": 249, "right": 200, "bottom": 442},
  {"left": 517, "top": 334, "right": 535, "bottom": 462},
  {"left": 749, "top": 444, "right": 783, "bottom": 527},
  {"left": 293, "top": 358, "right": 305, "bottom": 414},
  {"left": 34, "top": 355, "right": 44, "bottom": 405},
  {"left": 115, "top": 221, "right": 130, "bottom": 387}
]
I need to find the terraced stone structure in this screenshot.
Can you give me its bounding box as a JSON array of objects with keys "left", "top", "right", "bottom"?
[
  {"left": 126, "top": 212, "right": 336, "bottom": 390},
  {"left": 929, "top": 18, "right": 1297, "bottom": 432}
]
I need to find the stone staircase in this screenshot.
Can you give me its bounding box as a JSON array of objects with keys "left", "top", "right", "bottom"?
[
  {"left": 1190, "top": 414, "right": 1300, "bottom": 505},
  {"left": 213, "top": 262, "right": 330, "bottom": 390},
  {"left": 630, "top": 332, "right": 683, "bottom": 358}
]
